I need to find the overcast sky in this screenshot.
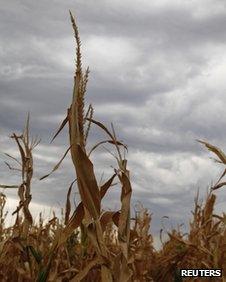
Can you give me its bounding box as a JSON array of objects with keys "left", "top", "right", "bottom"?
[{"left": 1, "top": 0, "right": 226, "bottom": 247}]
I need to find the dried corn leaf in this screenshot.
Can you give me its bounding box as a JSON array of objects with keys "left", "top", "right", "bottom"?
[
  {"left": 198, "top": 140, "right": 226, "bottom": 164},
  {"left": 65, "top": 181, "right": 74, "bottom": 225},
  {"left": 40, "top": 146, "right": 71, "bottom": 180},
  {"left": 212, "top": 181, "right": 226, "bottom": 191},
  {"left": 0, "top": 184, "right": 19, "bottom": 188},
  {"left": 89, "top": 140, "right": 126, "bottom": 157},
  {"left": 73, "top": 144, "right": 100, "bottom": 220},
  {"left": 117, "top": 170, "right": 132, "bottom": 259},
  {"left": 100, "top": 173, "right": 117, "bottom": 199},
  {"left": 50, "top": 115, "right": 68, "bottom": 143},
  {"left": 70, "top": 256, "right": 103, "bottom": 282},
  {"left": 100, "top": 211, "right": 119, "bottom": 232}
]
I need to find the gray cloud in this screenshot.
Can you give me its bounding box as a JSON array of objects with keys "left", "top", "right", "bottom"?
[{"left": 1, "top": 0, "right": 226, "bottom": 245}]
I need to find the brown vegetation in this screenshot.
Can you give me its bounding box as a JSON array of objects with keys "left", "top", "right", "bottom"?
[{"left": 0, "top": 12, "right": 226, "bottom": 282}]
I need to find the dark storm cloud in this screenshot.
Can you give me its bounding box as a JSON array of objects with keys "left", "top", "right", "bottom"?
[{"left": 1, "top": 0, "right": 226, "bottom": 245}]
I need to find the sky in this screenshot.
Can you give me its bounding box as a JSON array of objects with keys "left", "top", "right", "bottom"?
[{"left": 1, "top": 0, "right": 226, "bottom": 248}]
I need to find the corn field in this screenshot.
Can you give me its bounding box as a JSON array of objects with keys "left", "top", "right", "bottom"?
[{"left": 1, "top": 12, "right": 226, "bottom": 282}]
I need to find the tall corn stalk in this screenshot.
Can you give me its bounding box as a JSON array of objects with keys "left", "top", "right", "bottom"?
[
  {"left": 48, "top": 11, "right": 133, "bottom": 281},
  {"left": 3, "top": 115, "right": 40, "bottom": 235}
]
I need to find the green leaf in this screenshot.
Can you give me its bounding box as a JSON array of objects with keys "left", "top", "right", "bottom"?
[
  {"left": 37, "top": 269, "right": 48, "bottom": 282},
  {"left": 28, "top": 245, "right": 42, "bottom": 264}
]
